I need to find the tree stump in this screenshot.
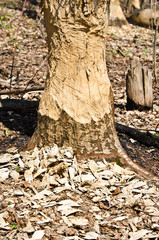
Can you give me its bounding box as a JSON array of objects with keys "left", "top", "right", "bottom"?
[{"left": 126, "top": 57, "right": 153, "bottom": 110}]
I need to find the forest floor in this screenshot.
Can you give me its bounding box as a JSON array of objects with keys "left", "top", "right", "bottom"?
[{"left": 0, "top": 1, "right": 159, "bottom": 239}]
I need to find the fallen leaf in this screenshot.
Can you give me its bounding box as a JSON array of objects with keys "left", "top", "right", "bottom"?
[
  {"left": 0, "top": 153, "right": 11, "bottom": 163},
  {"left": 24, "top": 166, "right": 34, "bottom": 183},
  {"left": 84, "top": 231, "right": 99, "bottom": 239},
  {"left": 31, "top": 230, "right": 45, "bottom": 240},
  {"left": 58, "top": 199, "right": 80, "bottom": 207},
  {"left": 23, "top": 219, "right": 35, "bottom": 233},
  {"left": 68, "top": 216, "right": 88, "bottom": 226},
  {"left": 129, "top": 229, "right": 152, "bottom": 240},
  {"left": 0, "top": 168, "right": 10, "bottom": 181},
  {"left": 10, "top": 170, "right": 20, "bottom": 180}
]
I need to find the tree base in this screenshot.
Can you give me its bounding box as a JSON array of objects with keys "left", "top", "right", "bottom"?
[
  {"left": 126, "top": 97, "right": 152, "bottom": 111},
  {"left": 28, "top": 110, "right": 157, "bottom": 180},
  {"left": 29, "top": 109, "right": 118, "bottom": 156}
]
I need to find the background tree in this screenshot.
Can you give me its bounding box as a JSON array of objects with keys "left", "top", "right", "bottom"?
[
  {"left": 109, "top": 0, "right": 140, "bottom": 27},
  {"left": 29, "top": 0, "right": 153, "bottom": 178}
]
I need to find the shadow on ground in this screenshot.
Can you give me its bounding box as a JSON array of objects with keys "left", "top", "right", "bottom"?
[{"left": 0, "top": 109, "right": 37, "bottom": 136}]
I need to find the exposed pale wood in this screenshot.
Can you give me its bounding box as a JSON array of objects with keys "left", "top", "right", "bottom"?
[
  {"left": 129, "top": 8, "right": 159, "bottom": 27},
  {"left": 109, "top": 0, "right": 128, "bottom": 27},
  {"left": 126, "top": 57, "right": 153, "bottom": 110}
]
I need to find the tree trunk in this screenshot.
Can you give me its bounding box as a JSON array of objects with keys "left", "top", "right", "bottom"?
[
  {"left": 28, "top": 0, "right": 156, "bottom": 179},
  {"left": 30, "top": 0, "right": 119, "bottom": 156},
  {"left": 109, "top": 0, "right": 128, "bottom": 27}
]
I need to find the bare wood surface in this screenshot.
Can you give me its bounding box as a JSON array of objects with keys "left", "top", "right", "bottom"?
[
  {"left": 109, "top": 0, "right": 128, "bottom": 27},
  {"left": 129, "top": 8, "right": 159, "bottom": 27},
  {"left": 126, "top": 57, "right": 153, "bottom": 109}
]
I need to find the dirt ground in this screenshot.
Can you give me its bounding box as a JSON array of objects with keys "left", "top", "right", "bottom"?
[{"left": 0, "top": 1, "right": 159, "bottom": 176}]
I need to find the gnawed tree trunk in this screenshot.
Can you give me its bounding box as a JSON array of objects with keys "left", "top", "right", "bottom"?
[
  {"left": 29, "top": 0, "right": 156, "bottom": 179},
  {"left": 129, "top": 8, "right": 159, "bottom": 27},
  {"left": 109, "top": 0, "right": 128, "bottom": 26},
  {"left": 109, "top": 0, "right": 140, "bottom": 27},
  {"left": 30, "top": 0, "right": 119, "bottom": 156},
  {"left": 126, "top": 57, "right": 153, "bottom": 110},
  {"left": 130, "top": 0, "right": 140, "bottom": 9}
]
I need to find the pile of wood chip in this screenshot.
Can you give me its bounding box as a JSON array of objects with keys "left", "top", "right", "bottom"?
[{"left": 0, "top": 145, "right": 159, "bottom": 239}]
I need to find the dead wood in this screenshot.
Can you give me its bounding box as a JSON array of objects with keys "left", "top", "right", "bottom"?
[
  {"left": 0, "top": 99, "right": 39, "bottom": 111},
  {"left": 0, "top": 86, "right": 44, "bottom": 95},
  {"left": 129, "top": 8, "right": 159, "bottom": 28},
  {"left": 116, "top": 122, "right": 159, "bottom": 149},
  {"left": 126, "top": 57, "right": 153, "bottom": 110},
  {"left": 153, "top": 17, "right": 159, "bottom": 85}
]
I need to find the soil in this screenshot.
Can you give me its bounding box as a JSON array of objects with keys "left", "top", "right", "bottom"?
[{"left": 0, "top": 0, "right": 159, "bottom": 177}]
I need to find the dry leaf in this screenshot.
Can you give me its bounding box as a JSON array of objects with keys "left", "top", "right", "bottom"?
[
  {"left": 24, "top": 166, "right": 34, "bottom": 183},
  {"left": 0, "top": 153, "right": 11, "bottom": 163},
  {"left": 84, "top": 231, "right": 99, "bottom": 239},
  {"left": 68, "top": 216, "right": 88, "bottom": 226},
  {"left": 129, "top": 229, "right": 152, "bottom": 240},
  {"left": 10, "top": 170, "right": 20, "bottom": 180},
  {"left": 23, "top": 219, "right": 35, "bottom": 233},
  {"left": 58, "top": 199, "right": 80, "bottom": 207},
  {"left": 31, "top": 230, "right": 45, "bottom": 240},
  {"left": 0, "top": 168, "right": 10, "bottom": 181}
]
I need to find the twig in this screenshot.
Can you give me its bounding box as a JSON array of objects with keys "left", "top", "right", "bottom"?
[
  {"left": 155, "top": 123, "right": 159, "bottom": 132},
  {"left": 117, "top": 46, "right": 126, "bottom": 57},
  {"left": 22, "top": 53, "right": 48, "bottom": 94},
  {"left": 10, "top": 0, "right": 27, "bottom": 98},
  {"left": 0, "top": 86, "right": 44, "bottom": 95},
  {"left": 153, "top": 17, "right": 159, "bottom": 84}
]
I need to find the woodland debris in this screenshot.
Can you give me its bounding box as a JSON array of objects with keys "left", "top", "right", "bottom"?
[
  {"left": 126, "top": 57, "right": 153, "bottom": 110},
  {"left": 115, "top": 122, "right": 159, "bottom": 148},
  {"left": 0, "top": 99, "right": 39, "bottom": 111},
  {"left": 129, "top": 8, "right": 159, "bottom": 28},
  {"left": 0, "top": 153, "right": 11, "bottom": 164},
  {"left": 0, "top": 86, "right": 44, "bottom": 96},
  {"left": 0, "top": 144, "right": 158, "bottom": 239},
  {"left": 0, "top": 2, "right": 159, "bottom": 239}
]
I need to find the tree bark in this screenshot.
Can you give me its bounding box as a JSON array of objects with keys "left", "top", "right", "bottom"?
[{"left": 29, "top": 0, "right": 156, "bottom": 179}]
